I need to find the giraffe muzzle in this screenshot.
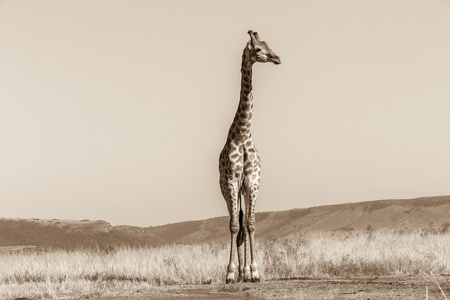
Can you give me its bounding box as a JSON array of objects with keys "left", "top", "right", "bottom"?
[{"left": 272, "top": 56, "right": 281, "bottom": 65}]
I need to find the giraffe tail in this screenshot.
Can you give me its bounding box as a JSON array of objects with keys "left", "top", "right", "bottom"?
[{"left": 236, "top": 193, "right": 245, "bottom": 247}]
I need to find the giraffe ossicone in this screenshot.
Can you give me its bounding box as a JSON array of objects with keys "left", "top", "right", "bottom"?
[{"left": 219, "top": 30, "right": 281, "bottom": 284}]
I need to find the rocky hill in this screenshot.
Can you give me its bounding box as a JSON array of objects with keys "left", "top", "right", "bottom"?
[{"left": 1, "top": 195, "right": 450, "bottom": 250}]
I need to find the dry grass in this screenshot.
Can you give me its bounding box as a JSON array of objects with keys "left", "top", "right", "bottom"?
[
  {"left": 260, "top": 230, "right": 450, "bottom": 279},
  {"left": 1, "top": 230, "right": 449, "bottom": 299}
]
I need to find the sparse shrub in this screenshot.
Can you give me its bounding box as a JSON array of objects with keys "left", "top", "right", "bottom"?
[
  {"left": 97, "top": 245, "right": 116, "bottom": 255},
  {"left": 334, "top": 226, "right": 355, "bottom": 234},
  {"left": 395, "top": 227, "right": 413, "bottom": 235},
  {"left": 440, "top": 223, "right": 450, "bottom": 234},
  {"left": 421, "top": 226, "right": 438, "bottom": 236}
]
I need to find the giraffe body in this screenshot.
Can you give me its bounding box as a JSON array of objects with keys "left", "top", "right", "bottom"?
[{"left": 219, "top": 30, "right": 280, "bottom": 284}]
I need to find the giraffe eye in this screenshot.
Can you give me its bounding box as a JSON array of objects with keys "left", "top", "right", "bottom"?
[{"left": 255, "top": 48, "right": 261, "bottom": 52}]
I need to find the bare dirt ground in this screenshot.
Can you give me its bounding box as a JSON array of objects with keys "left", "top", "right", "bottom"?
[{"left": 80, "top": 276, "right": 450, "bottom": 300}]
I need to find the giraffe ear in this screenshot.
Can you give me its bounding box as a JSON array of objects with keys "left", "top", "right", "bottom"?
[{"left": 253, "top": 32, "right": 262, "bottom": 42}]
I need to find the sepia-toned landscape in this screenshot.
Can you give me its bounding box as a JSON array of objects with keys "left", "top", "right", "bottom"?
[
  {"left": 1, "top": 196, "right": 450, "bottom": 299},
  {"left": 2, "top": 1, "right": 450, "bottom": 299}
]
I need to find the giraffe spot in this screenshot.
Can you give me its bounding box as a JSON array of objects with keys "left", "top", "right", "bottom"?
[
  {"left": 230, "top": 152, "right": 240, "bottom": 160},
  {"left": 248, "top": 153, "right": 256, "bottom": 161},
  {"left": 248, "top": 147, "right": 256, "bottom": 153}
]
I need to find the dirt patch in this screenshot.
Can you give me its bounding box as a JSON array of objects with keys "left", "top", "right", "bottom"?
[{"left": 80, "top": 276, "right": 450, "bottom": 299}]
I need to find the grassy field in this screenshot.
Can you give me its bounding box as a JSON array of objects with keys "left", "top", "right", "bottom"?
[{"left": 1, "top": 230, "right": 449, "bottom": 299}]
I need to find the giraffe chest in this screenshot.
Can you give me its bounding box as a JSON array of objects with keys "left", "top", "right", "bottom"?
[{"left": 219, "top": 139, "right": 261, "bottom": 181}]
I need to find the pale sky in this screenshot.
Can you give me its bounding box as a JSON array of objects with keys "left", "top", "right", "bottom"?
[{"left": 1, "top": 0, "right": 449, "bottom": 227}]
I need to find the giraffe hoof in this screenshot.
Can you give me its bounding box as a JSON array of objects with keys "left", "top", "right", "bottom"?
[
  {"left": 243, "top": 268, "right": 251, "bottom": 282},
  {"left": 226, "top": 273, "right": 235, "bottom": 284},
  {"left": 251, "top": 271, "right": 260, "bottom": 282}
]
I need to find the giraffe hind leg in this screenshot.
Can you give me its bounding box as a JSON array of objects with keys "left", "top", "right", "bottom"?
[
  {"left": 222, "top": 184, "right": 239, "bottom": 284},
  {"left": 226, "top": 210, "right": 239, "bottom": 284},
  {"left": 245, "top": 186, "right": 261, "bottom": 282},
  {"left": 236, "top": 193, "right": 249, "bottom": 282},
  {"left": 241, "top": 191, "right": 251, "bottom": 282}
]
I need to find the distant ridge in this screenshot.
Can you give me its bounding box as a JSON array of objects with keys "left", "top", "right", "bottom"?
[{"left": 1, "top": 195, "right": 449, "bottom": 250}]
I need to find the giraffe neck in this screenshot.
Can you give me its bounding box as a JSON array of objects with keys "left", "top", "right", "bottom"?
[{"left": 230, "top": 46, "right": 254, "bottom": 139}]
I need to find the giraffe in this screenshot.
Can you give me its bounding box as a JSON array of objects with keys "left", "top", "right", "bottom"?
[{"left": 219, "top": 30, "right": 281, "bottom": 284}]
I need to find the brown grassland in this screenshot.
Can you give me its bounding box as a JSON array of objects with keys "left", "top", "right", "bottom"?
[{"left": 1, "top": 230, "right": 450, "bottom": 299}]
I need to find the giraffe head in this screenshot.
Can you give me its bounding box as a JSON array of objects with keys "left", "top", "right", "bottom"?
[{"left": 247, "top": 30, "right": 281, "bottom": 65}]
